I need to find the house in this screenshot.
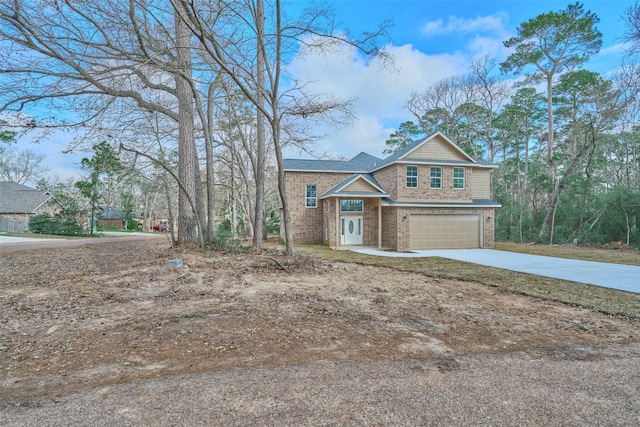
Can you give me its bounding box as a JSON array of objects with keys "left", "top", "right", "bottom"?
[
  {"left": 97, "top": 206, "right": 126, "bottom": 229},
  {"left": 97, "top": 206, "right": 144, "bottom": 230},
  {"left": 0, "top": 181, "right": 58, "bottom": 232},
  {"left": 283, "top": 133, "right": 501, "bottom": 251}
]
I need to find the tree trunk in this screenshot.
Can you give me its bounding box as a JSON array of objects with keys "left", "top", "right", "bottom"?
[
  {"left": 539, "top": 75, "right": 556, "bottom": 242},
  {"left": 205, "top": 82, "right": 218, "bottom": 242},
  {"left": 271, "top": 117, "right": 294, "bottom": 255},
  {"left": 231, "top": 141, "right": 238, "bottom": 240},
  {"left": 252, "top": 0, "right": 266, "bottom": 252},
  {"left": 539, "top": 182, "right": 560, "bottom": 244},
  {"left": 174, "top": 2, "right": 200, "bottom": 245},
  {"left": 163, "top": 175, "right": 176, "bottom": 246},
  {"left": 539, "top": 132, "right": 597, "bottom": 243}
]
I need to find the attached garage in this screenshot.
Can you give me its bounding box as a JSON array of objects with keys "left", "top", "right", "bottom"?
[{"left": 409, "top": 214, "right": 481, "bottom": 249}]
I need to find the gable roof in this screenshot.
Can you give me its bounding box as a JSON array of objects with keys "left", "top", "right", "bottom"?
[
  {"left": 0, "top": 181, "right": 53, "bottom": 214},
  {"left": 320, "top": 173, "right": 390, "bottom": 199},
  {"left": 283, "top": 152, "right": 382, "bottom": 172},
  {"left": 370, "top": 132, "right": 485, "bottom": 171},
  {"left": 284, "top": 132, "right": 496, "bottom": 174}
]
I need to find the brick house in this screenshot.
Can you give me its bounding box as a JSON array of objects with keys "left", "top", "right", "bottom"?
[
  {"left": 283, "top": 133, "right": 501, "bottom": 251},
  {"left": 0, "top": 181, "right": 59, "bottom": 232}
]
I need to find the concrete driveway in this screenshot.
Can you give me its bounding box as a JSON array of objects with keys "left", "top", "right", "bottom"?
[{"left": 353, "top": 248, "right": 640, "bottom": 294}]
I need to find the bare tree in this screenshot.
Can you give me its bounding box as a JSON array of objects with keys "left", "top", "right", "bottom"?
[
  {"left": 0, "top": 0, "right": 207, "bottom": 244},
  {"left": 622, "top": 1, "right": 640, "bottom": 56},
  {"left": 0, "top": 147, "right": 48, "bottom": 184},
  {"left": 176, "top": 0, "right": 389, "bottom": 254},
  {"left": 406, "top": 56, "right": 510, "bottom": 161}
]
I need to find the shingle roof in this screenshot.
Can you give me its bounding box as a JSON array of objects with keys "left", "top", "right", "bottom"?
[
  {"left": 382, "top": 199, "right": 502, "bottom": 208},
  {"left": 0, "top": 181, "right": 53, "bottom": 214},
  {"left": 284, "top": 133, "right": 495, "bottom": 173},
  {"left": 283, "top": 152, "right": 382, "bottom": 172}
]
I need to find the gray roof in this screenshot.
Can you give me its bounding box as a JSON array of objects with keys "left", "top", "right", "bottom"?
[
  {"left": 0, "top": 181, "right": 53, "bottom": 214},
  {"left": 284, "top": 133, "right": 495, "bottom": 173},
  {"left": 382, "top": 199, "right": 502, "bottom": 208},
  {"left": 283, "top": 152, "right": 382, "bottom": 172},
  {"left": 100, "top": 206, "right": 125, "bottom": 220}
]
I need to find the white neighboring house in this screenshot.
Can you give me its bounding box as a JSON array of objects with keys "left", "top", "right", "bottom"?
[{"left": 0, "top": 181, "right": 58, "bottom": 232}]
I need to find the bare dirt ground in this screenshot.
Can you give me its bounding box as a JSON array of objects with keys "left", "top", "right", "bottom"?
[{"left": 1, "top": 239, "right": 639, "bottom": 424}]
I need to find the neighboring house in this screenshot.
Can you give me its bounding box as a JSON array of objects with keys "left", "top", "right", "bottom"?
[
  {"left": 0, "top": 181, "right": 58, "bottom": 232},
  {"left": 98, "top": 206, "right": 142, "bottom": 229},
  {"left": 98, "top": 206, "right": 127, "bottom": 229},
  {"left": 283, "top": 133, "right": 501, "bottom": 251}
]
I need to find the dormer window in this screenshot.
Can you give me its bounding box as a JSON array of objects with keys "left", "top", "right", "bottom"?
[
  {"left": 430, "top": 167, "right": 442, "bottom": 189},
  {"left": 406, "top": 165, "right": 418, "bottom": 188}
]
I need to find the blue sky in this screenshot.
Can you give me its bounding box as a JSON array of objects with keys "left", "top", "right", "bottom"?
[
  {"left": 283, "top": 0, "right": 633, "bottom": 160},
  {"left": 9, "top": 0, "right": 635, "bottom": 182}
]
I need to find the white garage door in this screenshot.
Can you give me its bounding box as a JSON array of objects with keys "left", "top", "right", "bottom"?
[{"left": 410, "top": 214, "right": 481, "bottom": 249}]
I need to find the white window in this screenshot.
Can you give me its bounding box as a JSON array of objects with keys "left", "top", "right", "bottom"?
[
  {"left": 430, "top": 167, "right": 442, "bottom": 189},
  {"left": 454, "top": 167, "right": 465, "bottom": 189},
  {"left": 406, "top": 165, "right": 418, "bottom": 188},
  {"left": 306, "top": 184, "right": 317, "bottom": 208}
]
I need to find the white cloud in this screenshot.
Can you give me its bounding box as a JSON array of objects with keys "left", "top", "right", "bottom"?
[
  {"left": 421, "top": 13, "right": 508, "bottom": 37},
  {"left": 15, "top": 129, "right": 84, "bottom": 184},
  {"left": 284, "top": 42, "right": 467, "bottom": 160}
]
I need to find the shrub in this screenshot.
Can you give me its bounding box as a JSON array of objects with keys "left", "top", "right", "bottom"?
[
  {"left": 28, "top": 214, "right": 55, "bottom": 234},
  {"left": 28, "top": 213, "right": 83, "bottom": 236},
  {"left": 214, "top": 219, "right": 246, "bottom": 252}
]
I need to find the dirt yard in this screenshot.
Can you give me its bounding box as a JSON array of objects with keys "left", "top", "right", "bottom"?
[{"left": 1, "top": 239, "right": 639, "bottom": 415}]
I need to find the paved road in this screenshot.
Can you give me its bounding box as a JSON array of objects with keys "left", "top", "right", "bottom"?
[
  {"left": 354, "top": 248, "right": 640, "bottom": 294},
  {"left": 0, "top": 232, "right": 166, "bottom": 255}
]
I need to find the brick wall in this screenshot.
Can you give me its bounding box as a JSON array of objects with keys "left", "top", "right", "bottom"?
[
  {"left": 285, "top": 171, "right": 352, "bottom": 243},
  {"left": 286, "top": 166, "right": 496, "bottom": 250},
  {"left": 372, "top": 165, "right": 399, "bottom": 200},
  {"left": 375, "top": 164, "right": 473, "bottom": 202},
  {"left": 381, "top": 207, "right": 398, "bottom": 249}
]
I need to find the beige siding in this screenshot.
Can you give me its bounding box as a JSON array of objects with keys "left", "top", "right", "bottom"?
[
  {"left": 472, "top": 169, "right": 491, "bottom": 199},
  {"left": 405, "top": 135, "right": 467, "bottom": 161},
  {"left": 344, "top": 179, "right": 378, "bottom": 192}
]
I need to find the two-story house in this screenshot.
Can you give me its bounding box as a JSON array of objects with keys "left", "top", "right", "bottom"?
[{"left": 283, "top": 133, "right": 500, "bottom": 251}]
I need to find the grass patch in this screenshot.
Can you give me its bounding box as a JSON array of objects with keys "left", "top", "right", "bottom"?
[
  {"left": 298, "top": 244, "right": 640, "bottom": 319},
  {"left": 173, "top": 313, "right": 204, "bottom": 322},
  {"left": 494, "top": 242, "right": 640, "bottom": 267}
]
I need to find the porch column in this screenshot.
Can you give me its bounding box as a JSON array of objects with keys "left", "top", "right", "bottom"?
[
  {"left": 335, "top": 198, "right": 339, "bottom": 249},
  {"left": 377, "top": 200, "right": 382, "bottom": 249}
]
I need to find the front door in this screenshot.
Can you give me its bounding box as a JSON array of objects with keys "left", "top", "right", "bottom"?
[{"left": 341, "top": 216, "right": 363, "bottom": 245}]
